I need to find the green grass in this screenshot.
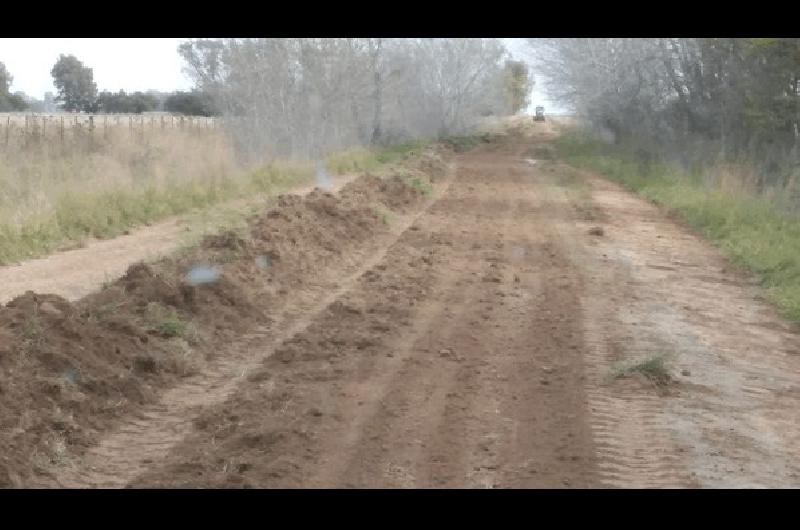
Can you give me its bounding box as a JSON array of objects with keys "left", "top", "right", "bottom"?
[
  {"left": 556, "top": 131, "right": 800, "bottom": 322},
  {"left": 408, "top": 176, "right": 433, "bottom": 197},
  {"left": 0, "top": 136, "right": 436, "bottom": 267},
  {"left": 440, "top": 132, "right": 499, "bottom": 153},
  {"left": 144, "top": 302, "right": 191, "bottom": 339},
  {"left": 325, "top": 140, "right": 430, "bottom": 175},
  {"left": 371, "top": 204, "right": 393, "bottom": 226},
  {"left": 0, "top": 156, "right": 313, "bottom": 266},
  {"left": 609, "top": 354, "right": 672, "bottom": 386}
]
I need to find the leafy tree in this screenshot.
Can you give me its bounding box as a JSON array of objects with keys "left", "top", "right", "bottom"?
[
  {"left": 96, "top": 90, "right": 159, "bottom": 113},
  {"left": 0, "top": 61, "right": 27, "bottom": 111},
  {"left": 163, "top": 90, "right": 216, "bottom": 116},
  {"left": 51, "top": 54, "right": 97, "bottom": 112},
  {"left": 529, "top": 38, "right": 800, "bottom": 176},
  {"left": 0, "top": 61, "right": 11, "bottom": 94}
]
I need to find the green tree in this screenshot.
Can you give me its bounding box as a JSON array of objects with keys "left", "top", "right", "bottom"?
[
  {"left": 96, "top": 90, "right": 159, "bottom": 113},
  {"left": 51, "top": 54, "right": 97, "bottom": 112},
  {"left": 164, "top": 90, "right": 216, "bottom": 116},
  {"left": 0, "top": 61, "right": 27, "bottom": 111}
]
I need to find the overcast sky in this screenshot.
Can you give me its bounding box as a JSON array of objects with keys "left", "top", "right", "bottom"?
[
  {"left": 0, "top": 38, "right": 192, "bottom": 97},
  {"left": 0, "top": 38, "right": 564, "bottom": 112}
]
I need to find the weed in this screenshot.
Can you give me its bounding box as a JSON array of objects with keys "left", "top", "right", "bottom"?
[
  {"left": 19, "top": 314, "right": 45, "bottom": 354},
  {"left": 144, "top": 302, "right": 189, "bottom": 339},
  {"left": 325, "top": 140, "right": 431, "bottom": 176},
  {"left": 408, "top": 177, "right": 433, "bottom": 197},
  {"left": 371, "top": 204, "right": 393, "bottom": 226},
  {"left": 609, "top": 354, "right": 672, "bottom": 386},
  {"left": 21, "top": 315, "right": 44, "bottom": 341}
]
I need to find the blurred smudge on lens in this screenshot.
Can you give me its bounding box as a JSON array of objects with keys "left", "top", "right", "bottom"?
[{"left": 186, "top": 264, "right": 221, "bottom": 285}]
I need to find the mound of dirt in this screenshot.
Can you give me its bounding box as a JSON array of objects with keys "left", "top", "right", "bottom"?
[
  {"left": 528, "top": 144, "right": 556, "bottom": 160},
  {"left": 339, "top": 174, "right": 425, "bottom": 212},
  {"left": 409, "top": 148, "right": 449, "bottom": 181},
  {"left": 0, "top": 168, "right": 432, "bottom": 487}
]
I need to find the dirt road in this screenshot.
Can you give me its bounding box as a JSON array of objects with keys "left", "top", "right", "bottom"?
[{"left": 26, "top": 126, "right": 800, "bottom": 488}]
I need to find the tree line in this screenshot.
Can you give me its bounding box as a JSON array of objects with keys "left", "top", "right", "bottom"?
[
  {"left": 178, "top": 38, "right": 532, "bottom": 160},
  {"left": 529, "top": 38, "right": 800, "bottom": 183},
  {"left": 0, "top": 54, "right": 215, "bottom": 115},
  {"left": 3, "top": 40, "right": 533, "bottom": 161}
]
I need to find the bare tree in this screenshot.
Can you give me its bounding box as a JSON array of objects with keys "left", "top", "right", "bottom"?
[{"left": 178, "top": 38, "right": 513, "bottom": 163}]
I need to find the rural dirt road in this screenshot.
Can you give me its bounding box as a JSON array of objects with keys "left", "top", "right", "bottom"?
[{"left": 22, "top": 123, "right": 800, "bottom": 488}]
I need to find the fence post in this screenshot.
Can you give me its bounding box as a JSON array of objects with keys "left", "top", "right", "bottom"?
[{"left": 60, "top": 116, "right": 64, "bottom": 144}]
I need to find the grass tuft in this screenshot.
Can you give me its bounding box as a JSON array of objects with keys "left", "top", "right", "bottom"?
[
  {"left": 609, "top": 354, "right": 672, "bottom": 386},
  {"left": 144, "top": 302, "right": 190, "bottom": 339},
  {"left": 408, "top": 177, "right": 433, "bottom": 197}
]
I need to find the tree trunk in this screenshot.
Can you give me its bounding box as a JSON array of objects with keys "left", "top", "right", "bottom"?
[{"left": 370, "top": 39, "right": 383, "bottom": 145}]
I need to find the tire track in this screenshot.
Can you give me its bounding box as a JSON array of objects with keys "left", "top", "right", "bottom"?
[{"left": 125, "top": 139, "right": 601, "bottom": 488}]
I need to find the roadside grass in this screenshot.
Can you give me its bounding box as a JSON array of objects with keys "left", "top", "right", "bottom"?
[
  {"left": 0, "top": 134, "right": 435, "bottom": 267},
  {"left": 325, "top": 139, "right": 430, "bottom": 175},
  {"left": 408, "top": 176, "right": 433, "bottom": 197},
  {"left": 440, "top": 132, "right": 502, "bottom": 153},
  {"left": 609, "top": 353, "right": 672, "bottom": 386},
  {"left": 0, "top": 126, "right": 317, "bottom": 266},
  {"left": 556, "top": 131, "right": 800, "bottom": 323}
]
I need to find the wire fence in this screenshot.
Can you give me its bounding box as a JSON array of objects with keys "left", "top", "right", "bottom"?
[{"left": 0, "top": 113, "right": 220, "bottom": 151}]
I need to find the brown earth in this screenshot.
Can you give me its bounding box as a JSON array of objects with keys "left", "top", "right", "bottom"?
[{"left": 4, "top": 125, "right": 800, "bottom": 488}]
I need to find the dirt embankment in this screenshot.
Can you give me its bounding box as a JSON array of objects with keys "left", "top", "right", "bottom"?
[{"left": 0, "top": 149, "right": 449, "bottom": 488}]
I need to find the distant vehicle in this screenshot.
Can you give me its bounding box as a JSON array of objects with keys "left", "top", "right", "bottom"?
[{"left": 534, "top": 106, "right": 545, "bottom": 122}]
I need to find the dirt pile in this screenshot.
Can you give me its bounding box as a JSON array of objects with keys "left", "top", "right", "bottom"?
[
  {"left": 338, "top": 175, "right": 425, "bottom": 213},
  {"left": 0, "top": 168, "right": 431, "bottom": 487},
  {"left": 129, "top": 226, "right": 442, "bottom": 488},
  {"left": 409, "top": 147, "right": 450, "bottom": 181}
]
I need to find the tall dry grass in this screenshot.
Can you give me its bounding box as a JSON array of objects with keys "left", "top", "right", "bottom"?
[{"left": 0, "top": 125, "right": 314, "bottom": 264}]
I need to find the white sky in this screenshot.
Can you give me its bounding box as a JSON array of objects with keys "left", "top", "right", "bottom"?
[
  {"left": 501, "top": 38, "right": 566, "bottom": 114},
  {"left": 0, "top": 38, "right": 192, "bottom": 98},
  {"left": 0, "top": 38, "right": 566, "bottom": 112}
]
